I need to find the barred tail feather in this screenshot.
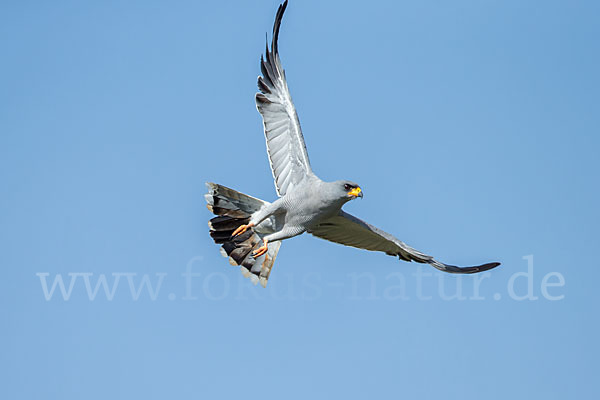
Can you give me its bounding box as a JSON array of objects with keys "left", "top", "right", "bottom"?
[{"left": 205, "top": 182, "right": 281, "bottom": 287}]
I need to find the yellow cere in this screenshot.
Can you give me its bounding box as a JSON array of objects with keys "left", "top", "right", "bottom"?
[{"left": 348, "top": 187, "right": 362, "bottom": 197}]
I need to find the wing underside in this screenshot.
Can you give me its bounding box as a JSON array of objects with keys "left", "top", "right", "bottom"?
[
  {"left": 309, "top": 211, "right": 500, "bottom": 274},
  {"left": 255, "top": 0, "right": 312, "bottom": 196}
]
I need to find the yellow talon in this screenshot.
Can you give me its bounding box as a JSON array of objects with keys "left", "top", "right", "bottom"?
[{"left": 231, "top": 223, "right": 253, "bottom": 238}]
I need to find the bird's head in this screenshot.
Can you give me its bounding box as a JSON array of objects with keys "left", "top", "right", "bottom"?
[{"left": 334, "top": 180, "right": 363, "bottom": 201}]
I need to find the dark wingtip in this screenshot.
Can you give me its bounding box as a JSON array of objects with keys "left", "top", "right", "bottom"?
[
  {"left": 476, "top": 262, "right": 501, "bottom": 272},
  {"left": 272, "top": 0, "right": 288, "bottom": 54},
  {"left": 430, "top": 260, "right": 501, "bottom": 274},
  {"left": 259, "top": 1, "right": 287, "bottom": 86}
]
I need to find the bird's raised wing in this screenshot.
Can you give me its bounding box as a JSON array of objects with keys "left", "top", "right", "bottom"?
[
  {"left": 255, "top": 0, "right": 313, "bottom": 197},
  {"left": 309, "top": 211, "right": 500, "bottom": 274}
]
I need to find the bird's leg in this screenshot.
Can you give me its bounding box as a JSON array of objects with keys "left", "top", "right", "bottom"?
[
  {"left": 253, "top": 239, "right": 269, "bottom": 258},
  {"left": 231, "top": 222, "right": 254, "bottom": 238},
  {"left": 252, "top": 226, "right": 304, "bottom": 258},
  {"left": 232, "top": 200, "right": 283, "bottom": 239}
]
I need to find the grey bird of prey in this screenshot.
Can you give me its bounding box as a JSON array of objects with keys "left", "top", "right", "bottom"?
[{"left": 206, "top": 0, "right": 500, "bottom": 287}]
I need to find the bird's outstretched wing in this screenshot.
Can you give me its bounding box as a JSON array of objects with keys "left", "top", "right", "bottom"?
[
  {"left": 309, "top": 211, "right": 500, "bottom": 274},
  {"left": 256, "top": 0, "right": 313, "bottom": 197}
]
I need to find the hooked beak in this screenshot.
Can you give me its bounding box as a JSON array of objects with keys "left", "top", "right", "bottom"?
[{"left": 347, "top": 187, "right": 363, "bottom": 199}]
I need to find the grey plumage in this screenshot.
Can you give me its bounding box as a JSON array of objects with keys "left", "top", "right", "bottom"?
[
  {"left": 256, "top": 0, "right": 312, "bottom": 196},
  {"left": 206, "top": 0, "right": 500, "bottom": 286}
]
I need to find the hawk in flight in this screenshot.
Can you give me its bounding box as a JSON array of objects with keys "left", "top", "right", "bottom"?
[{"left": 206, "top": 0, "right": 500, "bottom": 287}]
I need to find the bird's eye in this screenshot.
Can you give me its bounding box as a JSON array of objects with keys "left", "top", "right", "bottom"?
[{"left": 344, "top": 184, "right": 350, "bottom": 190}]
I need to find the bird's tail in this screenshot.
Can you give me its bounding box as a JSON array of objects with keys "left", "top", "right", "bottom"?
[{"left": 205, "top": 182, "right": 281, "bottom": 287}]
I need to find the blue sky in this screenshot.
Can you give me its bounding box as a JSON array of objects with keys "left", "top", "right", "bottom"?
[{"left": 1, "top": 0, "right": 599, "bottom": 399}]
